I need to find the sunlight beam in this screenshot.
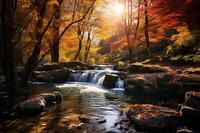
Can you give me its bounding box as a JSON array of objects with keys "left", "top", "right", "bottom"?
[{"left": 113, "top": 3, "right": 123, "bottom": 16}]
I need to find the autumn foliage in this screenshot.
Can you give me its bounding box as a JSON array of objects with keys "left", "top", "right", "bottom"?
[{"left": 150, "top": 0, "right": 200, "bottom": 31}]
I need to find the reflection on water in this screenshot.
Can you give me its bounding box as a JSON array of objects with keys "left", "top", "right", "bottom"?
[{"left": 0, "top": 83, "right": 158, "bottom": 133}]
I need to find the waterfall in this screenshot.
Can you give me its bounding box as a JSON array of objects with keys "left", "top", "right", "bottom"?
[
  {"left": 115, "top": 78, "right": 124, "bottom": 88},
  {"left": 97, "top": 76, "right": 105, "bottom": 86},
  {"left": 68, "top": 70, "right": 105, "bottom": 84},
  {"left": 67, "top": 65, "right": 124, "bottom": 88}
]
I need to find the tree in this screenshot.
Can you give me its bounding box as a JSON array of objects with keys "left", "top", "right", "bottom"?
[
  {"left": 0, "top": 0, "right": 19, "bottom": 92},
  {"left": 144, "top": 0, "right": 153, "bottom": 58},
  {"left": 50, "top": 0, "right": 97, "bottom": 62},
  {"left": 50, "top": 0, "right": 63, "bottom": 62},
  {"left": 121, "top": 0, "right": 141, "bottom": 63},
  {"left": 150, "top": 0, "right": 200, "bottom": 32},
  {"left": 19, "top": 0, "right": 57, "bottom": 89},
  {"left": 0, "top": 0, "right": 59, "bottom": 93}
]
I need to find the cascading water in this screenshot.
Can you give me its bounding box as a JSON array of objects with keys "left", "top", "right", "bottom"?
[
  {"left": 115, "top": 78, "right": 124, "bottom": 88},
  {"left": 67, "top": 65, "right": 124, "bottom": 88}
]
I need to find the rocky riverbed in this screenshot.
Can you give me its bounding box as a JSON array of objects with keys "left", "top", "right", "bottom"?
[{"left": 0, "top": 62, "right": 200, "bottom": 132}]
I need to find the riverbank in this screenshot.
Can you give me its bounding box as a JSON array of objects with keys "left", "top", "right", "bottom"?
[{"left": 0, "top": 62, "right": 200, "bottom": 132}]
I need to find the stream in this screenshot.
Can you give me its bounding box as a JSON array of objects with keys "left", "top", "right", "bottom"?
[{"left": 0, "top": 65, "right": 158, "bottom": 133}]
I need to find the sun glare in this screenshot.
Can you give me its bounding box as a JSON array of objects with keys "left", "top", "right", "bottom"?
[{"left": 113, "top": 4, "right": 123, "bottom": 16}]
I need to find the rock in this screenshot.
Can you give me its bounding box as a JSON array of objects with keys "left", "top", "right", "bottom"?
[
  {"left": 39, "top": 93, "right": 55, "bottom": 105},
  {"left": 36, "top": 63, "right": 61, "bottom": 71},
  {"left": 177, "top": 126, "right": 193, "bottom": 133},
  {"left": 98, "top": 119, "right": 106, "bottom": 124},
  {"left": 124, "top": 75, "right": 154, "bottom": 94},
  {"left": 16, "top": 97, "right": 46, "bottom": 116},
  {"left": 177, "top": 76, "right": 200, "bottom": 83},
  {"left": 74, "top": 65, "right": 81, "bottom": 70},
  {"left": 78, "top": 116, "right": 90, "bottom": 123},
  {"left": 75, "top": 123, "right": 84, "bottom": 129},
  {"left": 103, "top": 73, "right": 119, "bottom": 88},
  {"left": 124, "top": 73, "right": 200, "bottom": 99},
  {"left": 156, "top": 73, "right": 173, "bottom": 85},
  {"left": 181, "top": 106, "right": 200, "bottom": 128},
  {"left": 80, "top": 66, "right": 87, "bottom": 70},
  {"left": 39, "top": 92, "right": 63, "bottom": 105},
  {"left": 59, "top": 62, "right": 89, "bottom": 69},
  {"left": 36, "top": 62, "right": 90, "bottom": 71},
  {"left": 53, "top": 91, "right": 63, "bottom": 103},
  {"left": 124, "top": 85, "right": 136, "bottom": 93},
  {"left": 124, "top": 76, "right": 145, "bottom": 92},
  {"left": 185, "top": 91, "right": 200, "bottom": 110},
  {"left": 104, "top": 92, "right": 118, "bottom": 99},
  {"left": 114, "top": 61, "right": 128, "bottom": 71},
  {"left": 129, "top": 63, "right": 168, "bottom": 73},
  {"left": 34, "top": 68, "right": 72, "bottom": 83},
  {"left": 127, "top": 104, "right": 182, "bottom": 133},
  {"left": 143, "top": 85, "right": 154, "bottom": 95},
  {"left": 183, "top": 68, "right": 200, "bottom": 75},
  {"left": 16, "top": 92, "right": 63, "bottom": 116}
]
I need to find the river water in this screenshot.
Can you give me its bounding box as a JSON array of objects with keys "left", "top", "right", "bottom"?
[{"left": 0, "top": 66, "right": 158, "bottom": 133}]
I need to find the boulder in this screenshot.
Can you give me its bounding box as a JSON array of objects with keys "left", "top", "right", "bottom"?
[
  {"left": 124, "top": 85, "right": 136, "bottom": 93},
  {"left": 36, "top": 62, "right": 91, "bottom": 71},
  {"left": 16, "top": 92, "right": 63, "bottom": 116},
  {"left": 103, "top": 73, "right": 119, "bottom": 88},
  {"left": 114, "top": 61, "right": 128, "bottom": 71},
  {"left": 181, "top": 106, "right": 200, "bottom": 128},
  {"left": 53, "top": 91, "right": 63, "bottom": 103},
  {"left": 127, "top": 104, "right": 182, "bottom": 133},
  {"left": 183, "top": 68, "right": 200, "bottom": 75},
  {"left": 34, "top": 68, "right": 72, "bottom": 83},
  {"left": 124, "top": 75, "right": 155, "bottom": 94},
  {"left": 176, "top": 127, "right": 194, "bottom": 133},
  {"left": 129, "top": 63, "right": 169, "bottom": 73},
  {"left": 104, "top": 92, "right": 118, "bottom": 99},
  {"left": 124, "top": 73, "right": 200, "bottom": 99},
  {"left": 39, "top": 93, "right": 56, "bottom": 105},
  {"left": 39, "top": 91, "right": 63, "bottom": 105},
  {"left": 36, "top": 63, "right": 61, "bottom": 71},
  {"left": 16, "top": 97, "right": 46, "bottom": 116},
  {"left": 59, "top": 62, "right": 89, "bottom": 69},
  {"left": 185, "top": 91, "right": 200, "bottom": 110}
]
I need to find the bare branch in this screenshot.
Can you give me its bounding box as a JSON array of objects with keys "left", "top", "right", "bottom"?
[
  {"left": 14, "top": 17, "right": 33, "bottom": 46},
  {"left": 59, "top": 0, "right": 96, "bottom": 40}
]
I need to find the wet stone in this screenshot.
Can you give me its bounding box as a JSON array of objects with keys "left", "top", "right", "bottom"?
[
  {"left": 98, "top": 119, "right": 106, "bottom": 124},
  {"left": 39, "top": 93, "right": 55, "bottom": 105},
  {"left": 185, "top": 91, "right": 200, "bottom": 110},
  {"left": 127, "top": 104, "right": 182, "bottom": 133},
  {"left": 181, "top": 106, "right": 200, "bottom": 128},
  {"left": 16, "top": 97, "right": 46, "bottom": 116},
  {"left": 53, "top": 91, "right": 63, "bottom": 103}
]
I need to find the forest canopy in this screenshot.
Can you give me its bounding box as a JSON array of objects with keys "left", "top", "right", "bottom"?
[{"left": 0, "top": 0, "right": 200, "bottom": 93}]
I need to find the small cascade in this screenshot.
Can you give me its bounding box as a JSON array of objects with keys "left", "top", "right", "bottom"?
[
  {"left": 97, "top": 76, "right": 105, "bottom": 86},
  {"left": 67, "top": 65, "right": 124, "bottom": 88},
  {"left": 68, "top": 70, "right": 105, "bottom": 84},
  {"left": 115, "top": 78, "right": 124, "bottom": 88}
]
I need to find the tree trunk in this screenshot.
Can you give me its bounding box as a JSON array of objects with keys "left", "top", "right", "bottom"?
[
  {"left": 126, "top": 33, "right": 134, "bottom": 63},
  {"left": 144, "top": 0, "right": 153, "bottom": 59},
  {"left": 51, "top": 1, "right": 62, "bottom": 62},
  {"left": 73, "top": 24, "right": 84, "bottom": 61},
  {"left": 51, "top": 21, "right": 59, "bottom": 62},
  {"left": 0, "top": 0, "right": 19, "bottom": 93},
  {"left": 19, "top": 0, "right": 48, "bottom": 89},
  {"left": 73, "top": 39, "right": 83, "bottom": 61},
  {"left": 84, "top": 29, "right": 92, "bottom": 63}
]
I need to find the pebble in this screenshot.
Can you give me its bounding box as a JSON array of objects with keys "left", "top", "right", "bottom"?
[{"left": 98, "top": 119, "right": 106, "bottom": 124}]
